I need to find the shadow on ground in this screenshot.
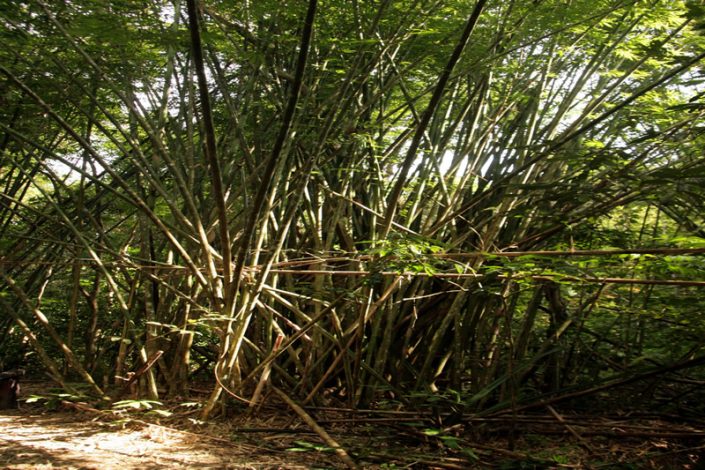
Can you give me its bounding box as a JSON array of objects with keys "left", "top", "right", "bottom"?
[{"left": 0, "top": 410, "right": 311, "bottom": 469}]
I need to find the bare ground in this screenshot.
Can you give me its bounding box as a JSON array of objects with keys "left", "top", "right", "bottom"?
[
  {"left": 2, "top": 383, "right": 705, "bottom": 469},
  {"left": 0, "top": 410, "right": 315, "bottom": 469}
]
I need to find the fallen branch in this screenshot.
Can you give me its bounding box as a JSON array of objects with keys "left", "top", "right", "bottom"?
[
  {"left": 547, "top": 405, "right": 596, "bottom": 453},
  {"left": 488, "top": 355, "right": 705, "bottom": 416},
  {"left": 529, "top": 429, "right": 705, "bottom": 439},
  {"left": 260, "top": 269, "right": 705, "bottom": 287},
  {"left": 272, "top": 386, "right": 359, "bottom": 469}
]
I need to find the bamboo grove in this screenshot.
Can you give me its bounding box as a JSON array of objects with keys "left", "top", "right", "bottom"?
[{"left": 1, "top": 0, "right": 705, "bottom": 418}]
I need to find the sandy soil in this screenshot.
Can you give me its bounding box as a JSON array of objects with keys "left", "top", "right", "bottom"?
[
  {"left": 2, "top": 389, "right": 703, "bottom": 469},
  {"left": 0, "top": 410, "right": 310, "bottom": 469}
]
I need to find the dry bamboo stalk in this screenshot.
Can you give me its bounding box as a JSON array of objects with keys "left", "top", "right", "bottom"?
[
  {"left": 273, "top": 386, "right": 359, "bottom": 469},
  {"left": 546, "top": 405, "right": 596, "bottom": 453},
  {"left": 249, "top": 334, "right": 284, "bottom": 409},
  {"left": 260, "top": 269, "right": 705, "bottom": 287},
  {"left": 3, "top": 245, "right": 703, "bottom": 269}
]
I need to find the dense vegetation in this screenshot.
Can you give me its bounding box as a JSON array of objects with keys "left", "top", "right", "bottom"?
[{"left": 1, "top": 0, "right": 705, "bottom": 432}]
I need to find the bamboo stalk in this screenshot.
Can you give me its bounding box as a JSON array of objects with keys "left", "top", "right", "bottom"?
[{"left": 273, "top": 386, "right": 359, "bottom": 469}]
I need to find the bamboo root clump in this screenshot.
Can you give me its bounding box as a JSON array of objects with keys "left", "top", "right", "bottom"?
[{"left": 1, "top": 0, "right": 704, "bottom": 419}]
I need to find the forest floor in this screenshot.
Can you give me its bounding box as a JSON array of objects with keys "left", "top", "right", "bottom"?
[
  {"left": 1, "top": 382, "right": 705, "bottom": 469},
  {"left": 0, "top": 410, "right": 311, "bottom": 469}
]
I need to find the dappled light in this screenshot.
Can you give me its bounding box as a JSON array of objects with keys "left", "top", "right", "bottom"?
[
  {"left": 0, "top": 408, "right": 314, "bottom": 469},
  {"left": 1, "top": 0, "right": 705, "bottom": 466}
]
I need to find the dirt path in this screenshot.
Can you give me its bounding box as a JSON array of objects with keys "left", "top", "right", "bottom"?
[
  {"left": 0, "top": 411, "right": 307, "bottom": 469},
  {"left": 4, "top": 403, "right": 703, "bottom": 469}
]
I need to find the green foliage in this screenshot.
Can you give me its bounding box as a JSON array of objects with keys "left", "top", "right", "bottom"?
[
  {"left": 1, "top": 0, "right": 705, "bottom": 427},
  {"left": 112, "top": 399, "right": 172, "bottom": 417},
  {"left": 25, "top": 391, "right": 90, "bottom": 410},
  {"left": 366, "top": 234, "right": 448, "bottom": 274},
  {"left": 286, "top": 440, "right": 334, "bottom": 453},
  {"left": 112, "top": 399, "right": 163, "bottom": 410}
]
